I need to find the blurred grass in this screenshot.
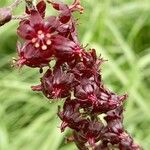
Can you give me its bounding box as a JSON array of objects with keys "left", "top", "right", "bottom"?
[{"left": 0, "top": 0, "right": 150, "bottom": 150}]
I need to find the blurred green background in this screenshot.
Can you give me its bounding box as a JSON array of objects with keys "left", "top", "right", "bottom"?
[{"left": 0, "top": 0, "right": 150, "bottom": 150}]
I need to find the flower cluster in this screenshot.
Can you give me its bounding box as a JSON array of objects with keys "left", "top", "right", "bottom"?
[{"left": 10, "top": 0, "right": 141, "bottom": 149}]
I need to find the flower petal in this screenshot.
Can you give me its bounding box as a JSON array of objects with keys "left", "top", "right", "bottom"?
[
  {"left": 29, "top": 10, "right": 43, "bottom": 28},
  {"left": 36, "top": 0, "right": 46, "bottom": 18},
  {"left": 17, "top": 20, "right": 35, "bottom": 40}
]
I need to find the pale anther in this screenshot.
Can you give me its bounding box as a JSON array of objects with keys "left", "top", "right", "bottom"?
[
  {"left": 42, "top": 45, "right": 47, "bottom": 50},
  {"left": 46, "top": 40, "right": 51, "bottom": 45},
  {"left": 35, "top": 42, "right": 40, "bottom": 48}
]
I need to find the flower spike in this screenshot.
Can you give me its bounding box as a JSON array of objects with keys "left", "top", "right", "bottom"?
[{"left": 0, "top": 0, "right": 142, "bottom": 149}]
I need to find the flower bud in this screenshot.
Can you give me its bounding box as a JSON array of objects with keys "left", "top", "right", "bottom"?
[{"left": 0, "top": 8, "right": 12, "bottom": 26}]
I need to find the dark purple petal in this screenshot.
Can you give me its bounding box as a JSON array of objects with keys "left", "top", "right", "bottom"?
[
  {"left": 36, "top": 0, "right": 46, "bottom": 17},
  {"left": 44, "top": 16, "right": 59, "bottom": 31},
  {"left": 17, "top": 42, "right": 51, "bottom": 67},
  {"left": 29, "top": 10, "right": 43, "bottom": 27},
  {"left": 17, "top": 21, "right": 35, "bottom": 40}
]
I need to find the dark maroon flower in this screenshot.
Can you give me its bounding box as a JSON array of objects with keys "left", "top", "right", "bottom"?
[
  {"left": 17, "top": 10, "right": 61, "bottom": 67},
  {"left": 32, "top": 67, "right": 74, "bottom": 99},
  {"left": 75, "top": 80, "right": 127, "bottom": 113},
  {"left": 73, "top": 131, "right": 88, "bottom": 150},
  {"left": 16, "top": 41, "right": 52, "bottom": 67},
  {"left": 70, "top": 49, "right": 103, "bottom": 84},
  {"left": 119, "top": 132, "right": 134, "bottom": 150},
  {"left": 17, "top": 10, "right": 56, "bottom": 43},
  {"left": 81, "top": 121, "right": 104, "bottom": 148},
  {"left": 58, "top": 99, "right": 87, "bottom": 132},
  {"left": 51, "top": 35, "right": 83, "bottom": 61},
  {"left": 73, "top": 120, "right": 104, "bottom": 149},
  {"left": 74, "top": 79, "right": 99, "bottom": 104},
  {"left": 107, "top": 119, "right": 123, "bottom": 135},
  {"left": 103, "top": 117, "right": 131, "bottom": 148},
  {"left": 92, "top": 88, "right": 127, "bottom": 113},
  {"left": 104, "top": 106, "right": 124, "bottom": 122},
  {"left": 82, "top": 49, "right": 99, "bottom": 68},
  {"left": 83, "top": 49, "right": 104, "bottom": 81}
]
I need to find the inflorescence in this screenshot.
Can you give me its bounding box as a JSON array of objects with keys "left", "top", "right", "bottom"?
[{"left": 0, "top": 0, "right": 142, "bottom": 149}]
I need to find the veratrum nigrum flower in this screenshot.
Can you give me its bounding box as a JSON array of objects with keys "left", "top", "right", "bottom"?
[
  {"left": 51, "top": 35, "right": 83, "bottom": 61},
  {"left": 17, "top": 10, "right": 55, "bottom": 67},
  {"left": 11, "top": 0, "right": 142, "bottom": 149},
  {"left": 70, "top": 49, "right": 103, "bottom": 85},
  {"left": 16, "top": 1, "right": 82, "bottom": 68},
  {"left": 78, "top": 120, "right": 104, "bottom": 148},
  {"left": 58, "top": 98, "right": 87, "bottom": 132},
  {"left": 74, "top": 79, "right": 127, "bottom": 113},
  {"left": 32, "top": 67, "right": 74, "bottom": 99}
]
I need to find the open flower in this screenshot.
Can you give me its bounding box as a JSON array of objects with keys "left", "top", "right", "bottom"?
[
  {"left": 70, "top": 49, "right": 103, "bottom": 85},
  {"left": 17, "top": 10, "right": 58, "bottom": 48},
  {"left": 51, "top": 35, "right": 83, "bottom": 61},
  {"left": 80, "top": 121, "right": 104, "bottom": 148},
  {"left": 17, "top": 10, "right": 58, "bottom": 67},
  {"left": 75, "top": 80, "right": 127, "bottom": 113},
  {"left": 17, "top": 9, "right": 81, "bottom": 67},
  {"left": 58, "top": 98, "right": 87, "bottom": 132},
  {"left": 16, "top": 41, "right": 52, "bottom": 67},
  {"left": 32, "top": 67, "right": 74, "bottom": 99}
]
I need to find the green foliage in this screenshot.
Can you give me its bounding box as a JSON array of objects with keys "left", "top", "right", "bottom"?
[{"left": 0, "top": 0, "right": 150, "bottom": 149}]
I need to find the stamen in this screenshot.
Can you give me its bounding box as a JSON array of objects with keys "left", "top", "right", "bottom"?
[
  {"left": 38, "top": 30, "right": 43, "bottom": 35},
  {"left": 35, "top": 42, "right": 40, "bottom": 48},
  {"left": 31, "top": 38, "right": 37, "bottom": 43},
  {"left": 46, "top": 40, "right": 52, "bottom": 45},
  {"left": 41, "top": 45, "right": 47, "bottom": 50},
  {"left": 37, "top": 30, "right": 45, "bottom": 39}
]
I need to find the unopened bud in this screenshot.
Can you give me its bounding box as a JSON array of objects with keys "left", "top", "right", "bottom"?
[{"left": 0, "top": 8, "right": 12, "bottom": 26}]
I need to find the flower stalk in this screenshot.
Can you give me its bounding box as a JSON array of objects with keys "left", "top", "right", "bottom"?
[{"left": 9, "top": 0, "right": 22, "bottom": 10}]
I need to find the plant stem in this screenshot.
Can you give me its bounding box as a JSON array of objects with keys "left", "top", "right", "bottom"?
[{"left": 9, "top": 0, "right": 22, "bottom": 10}]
